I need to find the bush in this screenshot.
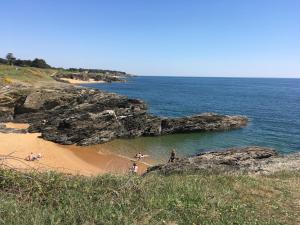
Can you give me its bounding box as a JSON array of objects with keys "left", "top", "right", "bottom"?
[
  {"left": 30, "top": 58, "right": 51, "bottom": 69},
  {"left": 1, "top": 54, "right": 52, "bottom": 69},
  {"left": 0, "top": 57, "right": 7, "bottom": 64}
]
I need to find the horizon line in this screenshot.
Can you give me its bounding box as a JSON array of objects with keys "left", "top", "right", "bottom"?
[{"left": 136, "top": 74, "right": 300, "bottom": 79}]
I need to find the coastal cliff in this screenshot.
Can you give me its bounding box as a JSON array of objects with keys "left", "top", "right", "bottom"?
[{"left": 0, "top": 80, "right": 248, "bottom": 145}]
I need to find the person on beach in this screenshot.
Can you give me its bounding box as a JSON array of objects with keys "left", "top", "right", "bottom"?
[
  {"left": 37, "top": 153, "right": 42, "bottom": 160},
  {"left": 168, "top": 149, "right": 177, "bottom": 163},
  {"left": 129, "top": 162, "right": 138, "bottom": 174},
  {"left": 25, "top": 152, "right": 34, "bottom": 161},
  {"left": 25, "top": 152, "right": 42, "bottom": 161},
  {"left": 135, "top": 152, "right": 144, "bottom": 160}
]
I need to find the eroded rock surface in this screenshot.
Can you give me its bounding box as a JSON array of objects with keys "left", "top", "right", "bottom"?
[
  {"left": 0, "top": 83, "right": 248, "bottom": 145},
  {"left": 146, "top": 147, "right": 300, "bottom": 175},
  {"left": 0, "top": 83, "right": 30, "bottom": 122}
]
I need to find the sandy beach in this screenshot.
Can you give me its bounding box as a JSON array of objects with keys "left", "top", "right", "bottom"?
[
  {"left": 0, "top": 123, "right": 149, "bottom": 176},
  {"left": 60, "top": 78, "right": 106, "bottom": 84}
]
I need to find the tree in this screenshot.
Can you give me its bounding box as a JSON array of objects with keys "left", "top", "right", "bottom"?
[
  {"left": 6, "top": 53, "right": 16, "bottom": 65},
  {"left": 14, "top": 59, "right": 32, "bottom": 67},
  {"left": 31, "top": 58, "right": 51, "bottom": 68},
  {"left": 0, "top": 58, "right": 7, "bottom": 64}
]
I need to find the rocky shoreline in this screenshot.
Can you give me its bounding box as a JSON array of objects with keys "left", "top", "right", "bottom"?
[
  {"left": 0, "top": 82, "right": 248, "bottom": 145},
  {"left": 0, "top": 80, "right": 299, "bottom": 174},
  {"left": 146, "top": 146, "right": 300, "bottom": 175},
  {"left": 53, "top": 72, "right": 126, "bottom": 83}
]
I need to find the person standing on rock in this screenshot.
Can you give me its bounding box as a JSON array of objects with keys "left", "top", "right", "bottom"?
[{"left": 168, "top": 149, "right": 177, "bottom": 163}]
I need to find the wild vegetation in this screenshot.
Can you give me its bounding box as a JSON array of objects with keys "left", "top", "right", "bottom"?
[
  {"left": 0, "top": 64, "right": 57, "bottom": 84},
  {"left": 0, "top": 53, "right": 128, "bottom": 76},
  {"left": 0, "top": 169, "right": 299, "bottom": 225},
  {"left": 1, "top": 53, "right": 51, "bottom": 68}
]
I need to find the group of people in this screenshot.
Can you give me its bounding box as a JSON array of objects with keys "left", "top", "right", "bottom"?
[
  {"left": 129, "top": 149, "right": 178, "bottom": 174},
  {"left": 24, "top": 149, "right": 176, "bottom": 174},
  {"left": 135, "top": 152, "right": 147, "bottom": 160},
  {"left": 24, "top": 149, "right": 177, "bottom": 173},
  {"left": 25, "top": 152, "right": 42, "bottom": 161}
]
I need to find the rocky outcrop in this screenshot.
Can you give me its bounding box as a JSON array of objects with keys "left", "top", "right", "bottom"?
[
  {"left": 160, "top": 114, "right": 247, "bottom": 134},
  {"left": 260, "top": 152, "right": 300, "bottom": 173},
  {"left": 0, "top": 83, "right": 248, "bottom": 145},
  {"left": 146, "top": 146, "right": 300, "bottom": 175},
  {"left": 0, "top": 83, "right": 30, "bottom": 122}
]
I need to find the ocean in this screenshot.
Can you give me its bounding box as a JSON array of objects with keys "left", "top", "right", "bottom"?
[{"left": 82, "top": 76, "right": 300, "bottom": 162}]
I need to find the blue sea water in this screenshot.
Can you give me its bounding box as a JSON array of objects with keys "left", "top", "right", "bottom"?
[{"left": 83, "top": 76, "right": 300, "bottom": 160}]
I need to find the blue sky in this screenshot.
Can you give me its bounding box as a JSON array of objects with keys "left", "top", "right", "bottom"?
[{"left": 1, "top": 0, "right": 300, "bottom": 77}]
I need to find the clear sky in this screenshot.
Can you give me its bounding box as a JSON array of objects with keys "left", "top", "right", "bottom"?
[{"left": 1, "top": 0, "right": 300, "bottom": 77}]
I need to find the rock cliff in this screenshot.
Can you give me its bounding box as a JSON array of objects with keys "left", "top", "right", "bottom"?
[{"left": 0, "top": 82, "right": 248, "bottom": 145}]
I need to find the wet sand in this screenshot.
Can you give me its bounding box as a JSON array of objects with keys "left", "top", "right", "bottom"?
[{"left": 0, "top": 123, "right": 149, "bottom": 176}]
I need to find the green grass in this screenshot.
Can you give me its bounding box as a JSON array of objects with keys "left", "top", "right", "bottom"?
[
  {"left": 0, "top": 169, "right": 299, "bottom": 225},
  {"left": 0, "top": 64, "right": 57, "bottom": 84},
  {"left": 0, "top": 64, "right": 117, "bottom": 85}
]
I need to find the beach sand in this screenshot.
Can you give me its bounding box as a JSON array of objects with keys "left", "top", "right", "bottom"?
[
  {"left": 60, "top": 78, "right": 106, "bottom": 84},
  {"left": 5, "top": 122, "right": 30, "bottom": 129},
  {"left": 0, "top": 123, "right": 149, "bottom": 176}
]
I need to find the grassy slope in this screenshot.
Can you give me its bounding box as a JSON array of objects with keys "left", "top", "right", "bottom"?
[
  {"left": 0, "top": 170, "right": 299, "bottom": 225},
  {"left": 0, "top": 64, "right": 57, "bottom": 84},
  {"left": 0, "top": 64, "right": 123, "bottom": 85}
]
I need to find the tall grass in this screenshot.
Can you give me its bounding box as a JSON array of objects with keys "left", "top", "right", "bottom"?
[
  {"left": 0, "top": 65, "right": 57, "bottom": 84},
  {"left": 0, "top": 169, "right": 299, "bottom": 225}
]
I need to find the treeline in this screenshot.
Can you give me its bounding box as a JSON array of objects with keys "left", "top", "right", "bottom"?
[
  {"left": 0, "top": 53, "right": 51, "bottom": 69},
  {"left": 0, "top": 53, "right": 128, "bottom": 75},
  {"left": 67, "top": 68, "right": 127, "bottom": 75}
]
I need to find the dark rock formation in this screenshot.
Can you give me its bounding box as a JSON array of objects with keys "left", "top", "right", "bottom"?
[
  {"left": 0, "top": 83, "right": 248, "bottom": 146},
  {"left": 146, "top": 147, "right": 280, "bottom": 175},
  {"left": 160, "top": 113, "right": 247, "bottom": 134}
]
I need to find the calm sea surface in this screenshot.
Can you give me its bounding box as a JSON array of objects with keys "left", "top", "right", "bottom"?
[{"left": 83, "top": 77, "right": 300, "bottom": 162}]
